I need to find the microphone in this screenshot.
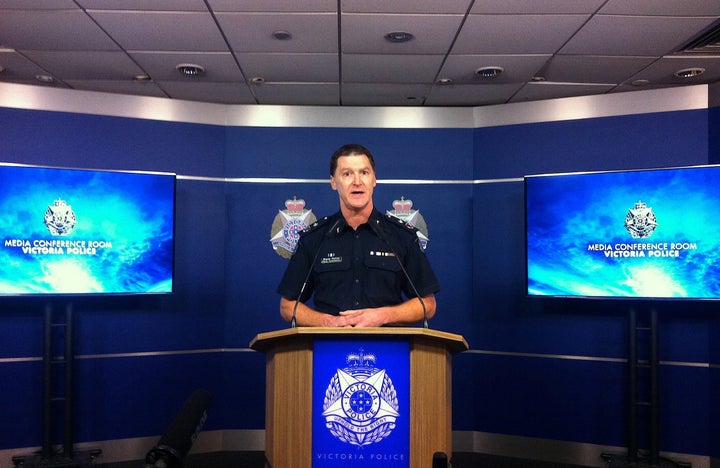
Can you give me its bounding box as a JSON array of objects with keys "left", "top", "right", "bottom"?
[
  {"left": 291, "top": 218, "right": 342, "bottom": 328},
  {"left": 371, "top": 218, "right": 429, "bottom": 328},
  {"left": 144, "top": 389, "right": 212, "bottom": 468}
]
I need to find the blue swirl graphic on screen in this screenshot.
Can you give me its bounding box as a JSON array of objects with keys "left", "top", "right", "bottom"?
[
  {"left": 526, "top": 166, "right": 720, "bottom": 299},
  {"left": 0, "top": 165, "right": 174, "bottom": 295}
]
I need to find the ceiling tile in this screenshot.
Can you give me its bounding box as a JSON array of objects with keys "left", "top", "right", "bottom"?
[
  {"left": 208, "top": 0, "right": 336, "bottom": 13},
  {"left": 469, "top": 0, "right": 605, "bottom": 14},
  {"left": 452, "top": 15, "right": 590, "bottom": 55},
  {"left": 342, "top": 0, "right": 472, "bottom": 14},
  {"left": 0, "top": 10, "right": 119, "bottom": 51},
  {"left": 560, "top": 15, "right": 720, "bottom": 56},
  {"left": 64, "top": 79, "right": 168, "bottom": 98},
  {"left": 156, "top": 81, "right": 256, "bottom": 104},
  {"left": 130, "top": 52, "right": 245, "bottom": 81},
  {"left": 439, "top": 54, "right": 551, "bottom": 84},
  {"left": 235, "top": 53, "right": 338, "bottom": 82},
  {"left": 21, "top": 50, "right": 146, "bottom": 80},
  {"left": 625, "top": 56, "right": 720, "bottom": 86},
  {"left": 76, "top": 0, "right": 208, "bottom": 10},
  {"left": 510, "top": 82, "right": 615, "bottom": 102},
  {"left": 342, "top": 54, "right": 444, "bottom": 83},
  {"left": 88, "top": 11, "right": 228, "bottom": 52},
  {"left": 541, "top": 55, "right": 657, "bottom": 84},
  {"left": 216, "top": 12, "right": 338, "bottom": 53},
  {"left": 341, "top": 83, "right": 432, "bottom": 106},
  {"left": 343, "top": 13, "right": 463, "bottom": 54},
  {"left": 0, "top": 0, "right": 77, "bottom": 8},
  {"left": 425, "top": 83, "right": 524, "bottom": 106},
  {"left": 253, "top": 82, "right": 339, "bottom": 105},
  {"left": 598, "top": 0, "right": 720, "bottom": 16},
  {"left": 0, "top": 50, "right": 55, "bottom": 82}
]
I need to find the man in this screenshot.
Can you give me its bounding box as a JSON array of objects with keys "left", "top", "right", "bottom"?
[{"left": 277, "top": 144, "right": 439, "bottom": 327}]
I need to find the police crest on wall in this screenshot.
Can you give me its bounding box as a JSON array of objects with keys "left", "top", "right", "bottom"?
[
  {"left": 270, "top": 197, "right": 317, "bottom": 258},
  {"left": 386, "top": 197, "right": 429, "bottom": 250}
]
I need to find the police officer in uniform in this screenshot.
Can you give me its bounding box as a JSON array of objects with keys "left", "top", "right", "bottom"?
[{"left": 277, "top": 144, "right": 439, "bottom": 327}]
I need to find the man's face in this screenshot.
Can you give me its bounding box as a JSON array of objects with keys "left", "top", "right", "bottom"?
[{"left": 330, "top": 154, "right": 376, "bottom": 213}]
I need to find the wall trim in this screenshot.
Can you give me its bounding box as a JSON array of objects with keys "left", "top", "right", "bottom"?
[{"left": 0, "top": 82, "right": 708, "bottom": 130}]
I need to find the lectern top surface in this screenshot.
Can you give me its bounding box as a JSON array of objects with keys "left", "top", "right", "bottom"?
[{"left": 249, "top": 327, "right": 468, "bottom": 354}]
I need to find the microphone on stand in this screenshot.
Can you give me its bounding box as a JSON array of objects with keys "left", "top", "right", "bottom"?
[
  {"left": 144, "top": 389, "right": 212, "bottom": 468},
  {"left": 291, "top": 218, "right": 342, "bottom": 328},
  {"left": 370, "top": 218, "right": 429, "bottom": 328}
]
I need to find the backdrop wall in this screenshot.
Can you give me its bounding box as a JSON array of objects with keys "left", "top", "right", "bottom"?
[{"left": 0, "top": 82, "right": 717, "bottom": 466}]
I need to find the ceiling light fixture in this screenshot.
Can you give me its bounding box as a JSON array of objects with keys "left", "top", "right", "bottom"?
[
  {"left": 176, "top": 63, "right": 205, "bottom": 76},
  {"left": 436, "top": 78, "right": 453, "bottom": 85},
  {"left": 35, "top": 74, "right": 54, "bottom": 83},
  {"left": 133, "top": 74, "right": 151, "bottom": 81},
  {"left": 631, "top": 79, "right": 650, "bottom": 86},
  {"left": 272, "top": 30, "right": 292, "bottom": 40},
  {"left": 476, "top": 66, "right": 504, "bottom": 78},
  {"left": 674, "top": 67, "right": 704, "bottom": 78},
  {"left": 385, "top": 31, "right": 414, "bottom": 43},
  {"left": 250, "top": 76, "right": 265, "bottom": 84}
]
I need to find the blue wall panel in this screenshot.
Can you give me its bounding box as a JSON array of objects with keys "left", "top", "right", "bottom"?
[
  {"left": 0, "top": 103, "right": 717, "bottom": 460},
  {"left": 0, "top": 108, "right": 226, "bottom": 177},
  {"left": 469, "top": 109, "right": 715, "bottom": 457},
  {"left": 474, "top": 110, "right": 709, "bottom": 179},
  {"left": 224, "top": 127, "right": 473, "bottom": 180},
  {"left": 0, "top": 107, "right": 228, "bottom": 451}
]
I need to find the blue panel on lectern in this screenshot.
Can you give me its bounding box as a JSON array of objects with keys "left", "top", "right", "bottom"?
[{"left": 313, "top": 339, "right": 410, "bottom": 467}]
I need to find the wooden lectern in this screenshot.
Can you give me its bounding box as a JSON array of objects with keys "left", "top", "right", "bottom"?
[{"left": 250, "top": 327, "right": 468, "bottom": 468}]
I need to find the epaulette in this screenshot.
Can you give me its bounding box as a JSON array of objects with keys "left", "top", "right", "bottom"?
[
  {"left": 301, "top": 215, "right": 334, "bottom": 235},
  {"left": 383, "top": 213, "right": 419, "bottom": 234}
]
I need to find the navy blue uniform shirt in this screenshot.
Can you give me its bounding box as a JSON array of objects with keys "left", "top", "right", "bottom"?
[{"left": 277, "top": 209, "right": 440, "bottom": 315}]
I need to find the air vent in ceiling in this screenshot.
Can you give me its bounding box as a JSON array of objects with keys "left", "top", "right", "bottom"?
[{"left": 682, "top": 20, "right": 720, "bottom": 54}]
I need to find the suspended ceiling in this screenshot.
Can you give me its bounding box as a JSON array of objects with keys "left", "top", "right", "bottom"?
[{"left": 1, "top": 0, "right": 720, "bottom": 107}]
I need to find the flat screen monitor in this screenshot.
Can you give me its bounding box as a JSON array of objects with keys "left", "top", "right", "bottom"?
[
  {"left": 0, "top": 163, "right": 175, "bottom": 296},
  {"left": 525, "top": 165, "right": 720, "bottom": 300}
]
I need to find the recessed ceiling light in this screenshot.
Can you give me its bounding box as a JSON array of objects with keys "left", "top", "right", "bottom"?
[
  {"left": 476, "top": 66, "right": 504, "bottom": 78},
  {"left": 631, "top": 79, "right": 650, "bottom": 86},
  {"left": 436, "top": 78, "right": 453, "bottom": 85},
  {"left": 531, "top": 75, "right": 546, "bottom": 82},
  {"left": 272, "top": 30, "right": 292, "bottom": 40},
  {"left": 176, "top": 63, "right": 205, "bottom": 76},
  {"left": 35, "top": 74, "right": 54, "bottom": 83},
  {"left": 250, "top": 76, "right": 265, "bottom": 84},
  {"left": 385, "top": 31, "right": 414, "bottom": 43},
  {"left": 133, "top": 74, "right": 151, "bottom": 81},
  {"left": 674, "top": 67, "right": 705, "bottom": 78}
]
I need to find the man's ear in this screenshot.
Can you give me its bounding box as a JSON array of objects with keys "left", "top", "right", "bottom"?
[{"left": 330, "top": 176, "right": 337, "bottom": 191}]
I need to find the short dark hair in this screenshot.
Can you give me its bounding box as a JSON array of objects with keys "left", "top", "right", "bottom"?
[{"left": 330, "top": 144, "right": 376, "bottom": 176}]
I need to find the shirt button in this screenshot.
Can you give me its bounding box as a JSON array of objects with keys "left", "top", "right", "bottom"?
[
  {"left": 354, "top": 301, "right": 359, "bottom": 306},
  {"left": 354, "top": 279, "right": 360, "bottom": 283}
]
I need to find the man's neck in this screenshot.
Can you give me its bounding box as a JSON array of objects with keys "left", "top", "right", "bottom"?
[{"left": 341, "top": 204, "right": 374, "bottom": 230}]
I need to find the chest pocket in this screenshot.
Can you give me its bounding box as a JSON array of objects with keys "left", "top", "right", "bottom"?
[{"left": 364, "top": 252, "right": 401, "bottom": 272}]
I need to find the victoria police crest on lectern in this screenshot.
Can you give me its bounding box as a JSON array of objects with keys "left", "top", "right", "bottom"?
[
  {"left": 321, "top": 350, "right": 400, "bottom": 447},
  {"left": 313, "top": 340, "right": 410, "bottom": 467}
]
